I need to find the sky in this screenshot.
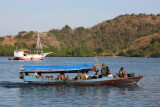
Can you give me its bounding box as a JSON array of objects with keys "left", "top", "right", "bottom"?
[{"left": 0, "top": 0, "right": 160, "bottom": 36}]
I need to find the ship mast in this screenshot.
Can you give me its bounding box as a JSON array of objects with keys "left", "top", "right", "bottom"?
[{"left": 36, "top": 32, "right": 43, "bottom": 53}]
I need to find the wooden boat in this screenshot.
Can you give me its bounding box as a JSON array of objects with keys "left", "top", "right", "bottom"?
[{"left": 19, "top": 64, "right": 143, "bottom": 85}]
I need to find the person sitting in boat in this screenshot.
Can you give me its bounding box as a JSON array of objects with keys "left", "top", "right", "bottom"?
[
  {"left": 58, "top": 72, "right": 69, "bottom": 80},
  {"left": 85, "top": 71, "right": 91, "bottom": 79},
  {"left": 85, "top": 71, "right": 89, "bottom": 79},
  {"left": 78, "top": 71, "right": 86, "bottom": 80},
  {"left": 33, "top": 72, "right": 43, "bottom": 78},
  {"left": 116, "top": 67, "right": 126, "bottom": 78}
]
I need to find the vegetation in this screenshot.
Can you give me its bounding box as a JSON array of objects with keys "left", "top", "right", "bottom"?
[
  {"left": 0, "top": 45, "right": 14, "bottom": 56},
  {"left": 0, "top": 13, "right": 160, "bottom": 57},
  {"left": 119, "top": 36, "right": 160, "bottom": 58},
  {"left": 43, "top": 45, "right": 96, "bottom": 57}
]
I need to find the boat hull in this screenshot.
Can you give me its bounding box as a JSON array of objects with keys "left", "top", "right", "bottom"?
[
  {"left": 9, "top": 55, "right": 43, "bottom": 60},
  {"left": 27, "top": 76, "right": 143, "bottom": 86}
]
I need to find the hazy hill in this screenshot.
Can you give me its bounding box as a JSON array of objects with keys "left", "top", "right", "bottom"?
[{"left": 0, "top": 13, "right": 160, "bottom": 57}]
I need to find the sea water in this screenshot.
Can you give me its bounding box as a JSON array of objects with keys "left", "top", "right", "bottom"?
[{"left": 0, "top": 57, "right": 160, "bottom": 107}]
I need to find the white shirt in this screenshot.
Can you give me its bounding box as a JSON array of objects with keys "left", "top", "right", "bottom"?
[
  {"left": 85, "top": 74, "right": 89, "bottom": 79},
  {"left": 33, "top": 72, "right": 38, "bottom": 76}
]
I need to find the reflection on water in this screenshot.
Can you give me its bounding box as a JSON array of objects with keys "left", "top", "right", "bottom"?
[{"left": 15, "top": 84, "right": 141, "bottom": 106}]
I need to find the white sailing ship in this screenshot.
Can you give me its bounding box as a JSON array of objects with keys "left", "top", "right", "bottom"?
[{"left": 11, "top": 32, "right": 52, "bottom": 60}]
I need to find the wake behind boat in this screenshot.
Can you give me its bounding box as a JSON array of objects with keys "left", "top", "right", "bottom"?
[
  {"left": 19, "top": 64, "right": 143, "bottom": 85},
  {"left": 9, "top": 32, "right": 52, "bottom": 60}
]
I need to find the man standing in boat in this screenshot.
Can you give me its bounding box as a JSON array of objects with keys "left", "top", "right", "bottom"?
[{"left": 101, "top": 64, "right": 111, "bottom": 77}]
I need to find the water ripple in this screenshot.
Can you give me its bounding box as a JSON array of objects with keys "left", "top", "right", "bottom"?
[{"left": 0, "top": 57, "right": 160, "bottom": 107}]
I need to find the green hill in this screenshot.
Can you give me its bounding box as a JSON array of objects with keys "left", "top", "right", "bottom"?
[
  {"left": 0, "top": 13, "right": 160, "bottom": 57},
  {"left": 119, "top": 33, "right": 160, "bottom": 57}
]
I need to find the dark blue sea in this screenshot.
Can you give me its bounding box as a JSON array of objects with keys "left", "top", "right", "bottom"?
[{"left": 0, "top": 57, "right": 160, "bottom": 107}]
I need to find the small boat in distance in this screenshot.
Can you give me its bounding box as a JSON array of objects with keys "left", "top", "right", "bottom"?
[
  {"left": 9, "top": 32, "right": 52, "bottom": 60},
  {"left": 19, "top": 64, "right": 143, "bottom": 85}
]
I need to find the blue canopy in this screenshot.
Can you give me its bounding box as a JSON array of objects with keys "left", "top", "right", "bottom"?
[{"left": 22, "top": 64, "right": 94, "bottom": 73}]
